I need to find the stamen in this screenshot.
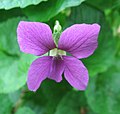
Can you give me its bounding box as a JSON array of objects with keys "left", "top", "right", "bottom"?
[{"left": 49, "top": 48, "right": 66, "bottom": 59}]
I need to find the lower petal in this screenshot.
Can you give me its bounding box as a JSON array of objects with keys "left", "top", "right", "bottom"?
[
  {"left": 48, "top": 57, "right": 65, "bottom": 82},
  {"left": 27, "top": 56, "right": 52, "bottom": 91},
  {"left": 63, "top": 56, "right": 89, "bottom": 90}
]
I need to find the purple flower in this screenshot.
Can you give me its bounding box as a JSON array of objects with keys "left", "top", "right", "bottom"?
[{"left": 17, "top": 21, "right": 100, "bottom": 91}]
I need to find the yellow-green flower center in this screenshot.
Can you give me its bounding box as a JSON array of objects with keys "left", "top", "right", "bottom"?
[{"left": 49, "top": 48, "right": 66, "bottom": 57}]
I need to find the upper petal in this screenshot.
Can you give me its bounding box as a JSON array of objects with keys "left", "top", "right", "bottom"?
[
  {"left": 17, "top": 21, "right": 56, "bottom": 56},
  {"left": 27, "top": 56, "right": 52, "bottom": 91},
  {"left": 58, "top": 24, "right": 100, "bottom": 59},
  {"left": 48, "top": 57, "right": 65, "bottom": 82},
  {"left": 63, "top": 56, "right": 89, "bottom": 90}
]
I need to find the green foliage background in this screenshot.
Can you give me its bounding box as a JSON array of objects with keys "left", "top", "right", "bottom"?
[{"left": 0, "top": 0, "right": 120, "bottom": 114}]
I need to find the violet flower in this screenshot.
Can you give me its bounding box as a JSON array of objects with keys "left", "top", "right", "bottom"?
[{"left": 17, "top": 21, "right": 100, "bottom": 91}]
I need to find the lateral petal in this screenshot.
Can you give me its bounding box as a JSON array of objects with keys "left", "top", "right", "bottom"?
[
  {"left": 27, "top": 56, "right": 52, "bottom": 91},
  {"left": 58, "top": 24, "right": 100, "bottom": 59},
  {"left": 63, "top": 56, "right": 89, "bottom": 90},
  {"left": 27, "top": 56, "right": 65, "bottom": 91},
  {"left": 17, "top": 21, "right": 56, "bottom": 56}
]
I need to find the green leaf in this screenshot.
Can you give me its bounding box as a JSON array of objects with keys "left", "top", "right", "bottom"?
[
  {"left": 15, "top": 107, "right": 36, "bottom": 114},
  {"left": 0, "top": 0, "right": 47, "bottom": 10},
  {"left": 0, "top": 18, "right": 24, "bottom": 55},
  {"left": 55, "top": 91, "right": 85, "bottom": 114},
  {"left": 9, "top": 90, "right": 21, "bottom": 105},
  {"left": 0, "top": 18, "right": 37, "bottom": 93},
  {"left": 55, "top": 91, "right": 96, "bottom": 114},
  {"left": 85, "top": 60, "right": 120, "bottom": 114},
  {"left": 0, "top": 52, "right": 36, "bottom": 93},
  {"left": 86, "top": 0, "right": 116, "bottom": 10},
  {"left": 23, "top": 86, "right": 47, "bottom": 114},
  {"left": 23, "top": 0, "right": 84, "bottom": 22},
  {"left": 0, "top": 94, "right": 13, "bottom": 114},
  {"left": 66, "top": 3, "right": 116, "bottom": 76},
  {"left": 23, "top": 80, "right": 71, "bottom": 114},
  {"left": 0, "top": 8, "right": 24, "bottom": 22},
  {"left": 41, "top": 80, "right": 71, "bottom": 114}
]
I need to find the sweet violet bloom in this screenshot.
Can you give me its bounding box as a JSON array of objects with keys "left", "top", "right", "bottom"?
[{"left": 17, "top": 21, "right": 100, "bottom": 91}]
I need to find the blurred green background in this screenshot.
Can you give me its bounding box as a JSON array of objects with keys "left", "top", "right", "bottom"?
[{"left": 0, "top": 0, "right": 120, "bottom": 114}]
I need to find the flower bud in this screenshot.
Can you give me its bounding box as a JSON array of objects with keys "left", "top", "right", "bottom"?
[{"left": 53, "top": 20, "right": 62, "bottom": 47}]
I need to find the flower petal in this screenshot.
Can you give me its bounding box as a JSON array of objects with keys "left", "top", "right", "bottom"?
[
  {"left": 17, "top": 21, "right": 56, "bottom": 56},
  {"left": 58, "top": 24, "right": 100, "bottom": 59},
  {"left": 27, "top": 56, "right": 65, "bottom": 91},
  {"left": 63, "top": 56, "right": 89, "bottom": 90},
  {"left": 27, "top": 56, "right": 52, "bottom": 91},
  {"left": 48, "top": 57, "right": 65, "bottom": 82}
]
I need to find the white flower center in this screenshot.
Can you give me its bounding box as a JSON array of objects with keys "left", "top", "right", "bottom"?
[{"left": 49, "top": 48, "right": 66, "bottom": 57}]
